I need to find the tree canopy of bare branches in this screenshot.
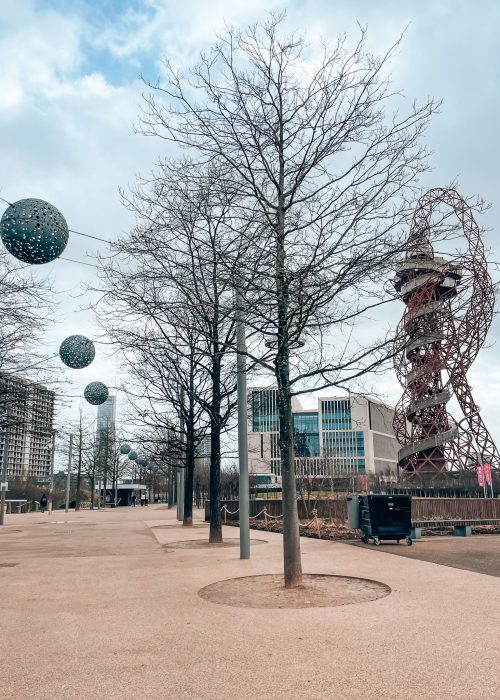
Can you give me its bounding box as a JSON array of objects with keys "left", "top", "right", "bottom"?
[{"left": 136, "top": 14, "right": 442, "bottom": 587}]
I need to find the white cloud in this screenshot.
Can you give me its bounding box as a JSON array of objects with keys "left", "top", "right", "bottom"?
[{"left": 1, "top": 0, "right": 500, "bottom": 440}]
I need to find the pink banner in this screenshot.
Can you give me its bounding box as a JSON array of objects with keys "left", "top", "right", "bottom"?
[
  {"left": 476, "top": 463, "right": 485, "bottom": 487},
  {"left": 483, "top": 463, "right": 492, "bottom": 487}
]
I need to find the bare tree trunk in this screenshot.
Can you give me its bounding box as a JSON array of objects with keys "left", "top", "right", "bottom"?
[
  {"left": 276, "top": 353, "right": 302, "bottom": 588},
  {"left": 209, "top": 359, "right": 223, "bottom": 542},
  {"left": 208, "top": 421, "right": 222, "bottom": 542},
  {"left": 183, "top": 432, "right": 195, "bottom": 525}
]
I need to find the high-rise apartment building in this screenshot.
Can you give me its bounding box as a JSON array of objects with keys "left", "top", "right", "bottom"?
[
  {"left": 248, "top": 388, "right": 398, "bottom": 477},
  {"left": 0, "top": 374, "right": 55, "bottom": 480}
]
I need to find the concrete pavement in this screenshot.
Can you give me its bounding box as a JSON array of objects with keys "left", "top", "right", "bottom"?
[{"left": 0, "top": 505, "right": 499, "bottom": 699}]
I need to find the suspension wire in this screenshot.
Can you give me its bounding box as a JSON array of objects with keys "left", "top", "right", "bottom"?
[
  {"left": 68, "top": 229, "right": 111, "bottom": 244},
  {"left": 60, "top": 257, "right": 98, "bottom": 268}
]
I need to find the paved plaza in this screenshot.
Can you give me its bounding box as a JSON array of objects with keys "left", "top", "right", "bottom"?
[{"left": 0, "top": 506, "right": 499, "bottom": 700}]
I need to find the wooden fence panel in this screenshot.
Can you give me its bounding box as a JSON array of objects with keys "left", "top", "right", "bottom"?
[{"left": 207, "top": 497, "right": 500, "bottom": 523}]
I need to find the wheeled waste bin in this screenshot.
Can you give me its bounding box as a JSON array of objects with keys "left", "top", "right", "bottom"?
[{"left": 359, "top": 495, "right": 412, "bottom": 546}]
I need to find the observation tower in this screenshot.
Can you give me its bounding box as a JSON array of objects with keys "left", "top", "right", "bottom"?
[{"left": 393, "top": 188, "right": 499, "bottom": 481}]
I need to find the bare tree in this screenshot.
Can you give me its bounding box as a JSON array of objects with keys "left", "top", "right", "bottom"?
[
  {"left": 94, "top": 162, "right": 250, "bottom": 540},
  {"left": 138, "top": 15, "right": 440, "bottom": 586}
]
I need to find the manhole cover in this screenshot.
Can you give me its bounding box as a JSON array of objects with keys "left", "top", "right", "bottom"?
[
  {"left": 199, "top": 573, "right": 391, "bottom": 609},
  {"left": 163, "top": 538, "right": 267, "bottom": 551},
  {"left": 0, "top": 562, "right": 19, "bottom": 568}
]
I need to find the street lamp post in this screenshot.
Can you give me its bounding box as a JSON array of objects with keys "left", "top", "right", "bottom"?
[
  {"left": 65, "top": 434, "right": 74, "bottom": 513},
  {"left": 235, "top": 288, "right": 250, "bottom": 559},
  {"left": 48, "top": 429, "right": 57, "bottom": 514},
  {"left": 0, "top": 429, "right": 10, "bottom": 526}
]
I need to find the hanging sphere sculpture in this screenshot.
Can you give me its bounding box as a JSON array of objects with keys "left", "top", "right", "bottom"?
[
  {"left": 128, "top": 451, "right": 138, "bottom": 461},
  {"left": 83, "top": 381, "right": 109, "bottom": 406},
  {"left": 136, "top": 457, "right": 149, "bottom": 468},
  {"left": 0, "top": 198, "right": 69, "bottom": 264},
  {"left": 119, "top": 444, "right": 131, "bottom": 455},
  {"left": 59, "top": 335, "right": 95, "bottom": 369}
]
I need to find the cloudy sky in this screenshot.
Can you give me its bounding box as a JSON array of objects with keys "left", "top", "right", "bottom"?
[{"left": 1, "top": 0, "right": 499, "bottom": 444}]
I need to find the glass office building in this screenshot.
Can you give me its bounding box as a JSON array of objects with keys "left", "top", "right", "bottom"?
[{"left": 247, "top": 389, "right": 399, "bottom": 477}]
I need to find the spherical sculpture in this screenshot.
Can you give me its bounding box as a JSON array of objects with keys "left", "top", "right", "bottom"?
[
  {"left": 83, "top": 381, "right": 109, "bottom": 406},
  {"left": 59, "top": 335, "right": 95, "bottom": 369},
  {"left": 0, "top": 198, "right": 69, "bottom": 264},
  {"left": 119, "top": 444, "right": 131, "bottom": 455},
  {"left": 128, "top": 451, "right": 138, "bottom": 461},
  {"left": 136, "top": 457, "right": 149, "bottom": 468}
]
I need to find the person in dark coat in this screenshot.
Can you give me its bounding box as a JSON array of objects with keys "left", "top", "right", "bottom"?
[
  {"left": 131, "top": 494, "right": 136, "bottom": 507},
  {"left": 40, "top": 494, "right": 48, "bottom": 513}
]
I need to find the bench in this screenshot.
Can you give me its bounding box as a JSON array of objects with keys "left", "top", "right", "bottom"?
[{"left": 411, "top": 518, "right": 500, "bottom": 538}]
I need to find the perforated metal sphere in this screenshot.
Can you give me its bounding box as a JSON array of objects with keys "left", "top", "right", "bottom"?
[
  {"left": 59, "top": 335, "right": 95, "bottom": 369},
  {"left": 136, "top": 457, "right": 149, "bottom": 467},
  {"left": 0, "top": 198, "right": 69, "bottom": 264},
  {"left": 83, "top": 381, "right": 109, "bottom": 406},
  {"left": 119, "top": 444, "right": 131, "bottom": 455},
  {"left": 128, "top": 451, "right": 138, "bottom": 461}
]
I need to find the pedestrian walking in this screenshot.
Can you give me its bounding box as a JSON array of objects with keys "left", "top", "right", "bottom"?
[
  {"left": 140, "top": 492, "right": 146, "bottom": 507},
  {"left": 131, "top": 494, "right": 136, "bottom": 507},
  {"left": 40, "top": 493, "right": 48, "bottom": 513}
]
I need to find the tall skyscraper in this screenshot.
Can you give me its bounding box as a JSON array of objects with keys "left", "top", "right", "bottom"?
[
  {"left": 97, "top": 395, "right": 116, "bottom": 435},
  {"left": 0, "top": 374, "right": 55, "bottom": 480},
  {"left": 96, "top": 395, "right": 117, "bottom": 483}
]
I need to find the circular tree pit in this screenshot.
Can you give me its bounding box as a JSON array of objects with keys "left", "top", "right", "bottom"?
[{"left": 198, "top": 573, "right": 391, "bottom": 609}]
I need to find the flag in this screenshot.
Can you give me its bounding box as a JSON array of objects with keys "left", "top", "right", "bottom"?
[
  {"left": 476, "top": 463, "right": 485, "bottom": 487},
  {"left": 483, "top": 463, "right": 492, "bottom": 487}
]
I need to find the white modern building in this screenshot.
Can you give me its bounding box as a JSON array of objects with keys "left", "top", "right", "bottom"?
[
  {"left": 0, "top": 374, "right": 55, "bottom": 480},
  {"left": 247, "top": 388, "right": 399, "bottom": 477}
]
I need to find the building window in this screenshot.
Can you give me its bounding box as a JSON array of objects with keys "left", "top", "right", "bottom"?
[
  {"left": 293, "top": 412, "right": 320, "bottom": 457},
  {"left": 252, "top": 389, "right": 279, "bottom": 432},
  {"left": 323, "top": 431, "right": 365, "bottom": 458},
  {"left": 321, "top": 399, "right": 352, "bottom": 430}
]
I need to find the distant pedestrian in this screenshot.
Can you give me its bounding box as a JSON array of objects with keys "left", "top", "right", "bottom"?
[
  {"left": 131, "top": 494, "right": 136, "bottom": 507},
  {"left": 140, "top": 492, "right": 146, "bottom": 507},
  {"left": 40, "top": 494, "right": 48, "bottom": 513},
  {"left": 145, "top": 495, "right": 149, "bottom": 506}
]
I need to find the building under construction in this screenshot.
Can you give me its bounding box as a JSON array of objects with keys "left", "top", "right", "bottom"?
[{"left": 393, "top": 188, "right": 499, "bottom": 482}]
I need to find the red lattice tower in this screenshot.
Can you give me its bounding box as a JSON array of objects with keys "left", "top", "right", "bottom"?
[{"left": 393, "top": 188, "right": 499, "bottom": 481}]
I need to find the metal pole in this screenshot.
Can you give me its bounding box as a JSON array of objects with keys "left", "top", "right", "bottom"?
[
  {"left": 235, "top": 288, "right": 250, "bottom": 559},
  {"left": 0, "top": 430, "right": 10, "bottom": 526},
  {"left": 65, "top": 434, "right": 73, "bottom": 513},
  {"left": 114, "top": 454, "right": 119, "bottom": 508},
  {"left": 48, "top": 430, "right": 56, "bottom": 515},
  {"left": 97, "top": 478, "right": 101, "bottom": 509}
]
